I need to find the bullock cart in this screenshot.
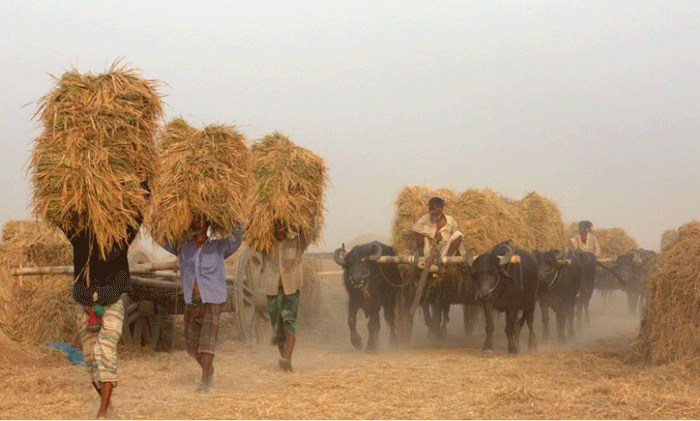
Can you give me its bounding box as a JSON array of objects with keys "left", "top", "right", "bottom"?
[{"left": 10, "top": 244, "right": 272, "bottom": 351}]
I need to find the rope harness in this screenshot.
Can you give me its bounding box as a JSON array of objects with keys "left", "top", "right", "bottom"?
[
  {"left": 480, "top": 260, "right": 524, "bottom": 299},
  {"left": 542, "top": 266, "right": 561, "bottom": 290}
]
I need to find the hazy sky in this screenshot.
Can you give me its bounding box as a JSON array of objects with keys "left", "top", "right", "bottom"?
[{"left": 2, "top": 1, "right": 699, "bottom": 252}]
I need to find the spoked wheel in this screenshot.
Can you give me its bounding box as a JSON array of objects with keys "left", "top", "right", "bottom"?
[{"left": 234, "top": 245, "right": 271, "bottom": 344}]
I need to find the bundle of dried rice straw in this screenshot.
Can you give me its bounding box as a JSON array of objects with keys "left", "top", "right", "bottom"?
[
  {"left": 596, "top": 228, "right": 638, "bottom": 258},
  {"left": 391, "top": 186, "right": 566, "bottom": 255},
  {"left": 146, "top": 117, "right": 252, "bottom": 247},
  {"left": 635, "top": 221, "right": 700, "bottom": 365},
  {"left": 660, "top": 228, "right": 679, "bottom": 252},
  {"left": 29, "top": 60, "right": 163, "bottom": 257},
  {"left": 246, "top": 133, "right": 328, "bottom": 254},
  {"left": 0, "top": 220, "right": 76, "bottom": 344}
]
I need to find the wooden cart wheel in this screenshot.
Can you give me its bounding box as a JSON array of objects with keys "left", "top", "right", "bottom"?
[
  {"left": 234, "top": 245, "right": 270, "bottom": 344},
  {"left": 123, "top": 249, "right": 176, "bottom": 351}
]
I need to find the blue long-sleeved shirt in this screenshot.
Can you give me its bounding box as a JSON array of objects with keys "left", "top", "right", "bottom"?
[{"left": 162, "top": 228, "right": 243, "bottom": 304}]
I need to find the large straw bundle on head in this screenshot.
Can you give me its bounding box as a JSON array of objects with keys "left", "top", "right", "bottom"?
[
  {"left": 635, "top": 221, "right": 700, "bottom": 365},
  {"left": 660, "top": 229, "right": 679, "bottom": 252},
  {"left": 513, "top": 192, "right": 567, "bottom": 251},
  {"left": 246, "top": 133, "right": 328, "bottom": 254},
  {"left": 29, "top": 61, "right": 163, "bottom": 257},
  {"left": 147, "top": 118, "right": 252, "bottom": 247},
  {"left": 0, "top": 220, "right": 76, "bottom": 344},
  {"left": 596, "top": 228, "right": 638, "bottom": 258}
]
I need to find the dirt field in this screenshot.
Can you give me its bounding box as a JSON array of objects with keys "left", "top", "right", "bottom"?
[{"left": 2, "top": 261, "right": 700, "bottom": 419}]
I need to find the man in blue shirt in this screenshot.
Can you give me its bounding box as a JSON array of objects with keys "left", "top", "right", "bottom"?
[{"left": 162, "top": 217, "right": 243, "bottom": 392}]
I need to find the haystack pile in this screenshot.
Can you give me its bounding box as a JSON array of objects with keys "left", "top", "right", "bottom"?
[
  {"left": 660, "top": 229, "right": 679, "bottom": 252},
  {"left": 392, "top": 186, "right": 566, "bottom": 255},
  {"left": 147, "top": 117, "right": 252, "bottom": 247},
  {"left": 0, "top": 220, "right": 76, "bottom": 345},
  {"left": 28, "top": 62, "right": 163, "bottom": 257},
  {"left": 246, "top": 133, "right": 328, "bottom": 254},
  {"left": 636, "top": 221, "right": 700, "bottom": 365}
]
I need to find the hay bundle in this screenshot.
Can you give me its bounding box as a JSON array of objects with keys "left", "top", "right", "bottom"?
[
  {"left": 596, "top": 228, "right": 638, "bottom": 258},
  {"left": 635, "top": 221, "right": 700, "bottom": 365},
  {"left": 391, "top": 186, "right": 564, "bottom": 256},
  {"left": 512, "top": 191, "right": 566, "bottom": 251},
  {"left": 660, "top": 229, "right": 679, "bottom": 252},
  {"left": 29, "top": 61, "right": 162, "bottom": 257},
  {"left": 0, "top": 220, "right": 76, "bottom": 345},
  {"left": 246, "top": 133, "right": 328, "bottom": 253},
  {"left": 147, "top": 117, "right": 252, "bottom": 247}
]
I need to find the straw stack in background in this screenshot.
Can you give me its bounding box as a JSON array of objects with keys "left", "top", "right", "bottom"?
[
  {"left": 147, "top": 117, "right": 252, "bottom": 247},
  {"left": 391, "top": 185, "right": 566, "bottom": 256},
  {"left": 596, "top": 228, "right": 639, "bottom": 258},
  {"left": 0, "top": 220, "right": 76, "bottom": 345},
  {"left": 660, "top": 228, "right": 679, "bottom": 252},
  {"left": 635, "top": 221, "right": 700, "bottom": 365},
  {"left": 246, "top": 132, "right": 329, "bottom": 254},
  {"left": 28, "top": 61, "right": 163, "bottom": 258}
]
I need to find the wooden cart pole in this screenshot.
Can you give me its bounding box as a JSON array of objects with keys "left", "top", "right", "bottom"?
[{"left": 407, "top": 247, "right": 440, "bottom": 319}]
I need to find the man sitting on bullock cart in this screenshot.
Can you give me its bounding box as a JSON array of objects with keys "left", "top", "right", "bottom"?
[
  {"left": 161, "top": 217, "right": 244, "bottom": 392},
  {"left": 262, "top": 220, "right": 308, "bottom": 372},
  {"left": 411, "top": 197, "right": 465, "bottom": 263},
  {"left": 570, "top": 220, "right": 601, "bottom": 257}
]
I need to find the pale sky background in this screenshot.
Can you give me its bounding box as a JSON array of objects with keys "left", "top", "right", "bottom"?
[{"left": 1, "top": 1, "right": 698, "bottom": 253}]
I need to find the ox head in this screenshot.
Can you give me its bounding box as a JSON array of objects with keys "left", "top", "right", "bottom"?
[
  {"left": 471, "top": 241, "right": 514, "bottom": 300},
  {"left": 334, "top": 242, "right": 383, "bottom": 290},
  {"left": 533, "top": 249, "right": 568, "bottom": 282}
]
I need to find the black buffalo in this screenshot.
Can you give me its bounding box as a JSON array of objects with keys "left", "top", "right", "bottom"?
[
  {"left": 573, "top": 250, "right": 597, "bottom": 329},
  {"left": 334, "top": 242, "right": 400, "bottom": 352},
  {"left": 471, "top": 241, "right": 538, "bottom": 355},
  {"left": 612, "top": 249, "right": 656, "bottom": 315},
  {"left": 534, "top": 249, "right": 582, "bottom": 343}
]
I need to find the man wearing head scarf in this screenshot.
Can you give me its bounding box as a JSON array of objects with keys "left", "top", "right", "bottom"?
[
  {"left": 411, "top": 197, "right": 465, "bottom": 259},
  {"left": 570, "top": 220, "right": 601, "bottom": 257}
]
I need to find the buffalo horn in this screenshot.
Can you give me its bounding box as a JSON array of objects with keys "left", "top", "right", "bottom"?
[
  {"left": 333, "top": 243, "right": 347, "bottom": 266},
  {"left": 497, "top": 243, "right": 514, "bottom": 266},
  {"left": 368, "top": 242, "right": 383, "bottom": 261}
]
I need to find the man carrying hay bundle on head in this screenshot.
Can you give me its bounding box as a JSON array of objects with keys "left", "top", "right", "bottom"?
[
  {"left": 161, "top": 217, "right": 243, "bottom": 392},
  {"left": 247, "top": 132, "right": 328, "bottom": 372},
  {"left": 148, "top": 118, "right": 252, "bottom": 392},
  {"left": 28, "top": 62, "right": 162, "bottom": 419},
  {"left": 261, "top": 220, "right": 308, "bottom": 372},
  {"left": 570, "top": 220, "right": 601, "bottom": 257},
  {"left": 411, "top": 197, "right": 465, "bottom": 265}
]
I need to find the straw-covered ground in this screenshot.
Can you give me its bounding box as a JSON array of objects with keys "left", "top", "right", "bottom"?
[{"left": 2, "top": 270, "right": 699, "bottom": 420}]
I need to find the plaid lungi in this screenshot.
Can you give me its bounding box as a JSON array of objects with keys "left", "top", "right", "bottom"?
[
  {"left": 76, "top": 296, "right": 125, "bottom": 388},
  {"left": 185, "top": 288, "right": 221, "bottom": 356},
  {"left": 267, "top": 286, "right": 300, "bottom": 346}
]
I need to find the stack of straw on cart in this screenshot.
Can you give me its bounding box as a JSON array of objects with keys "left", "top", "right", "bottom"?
[
  {"left": 147, "top": 118, "right": 252, "bottom": 247},
  {"left": 28, "top": 62, "right": 163, "bottom": 258},
  {"left": 635, "top": 221, "right": 700, "bottom": 366},
  {"left": 245, "top": 132, "right": 329, "bottom": 254},
  {"left": 391, "top": 185, "right": 566, "bottom": 256},
  {"left": 0, "top": 220, "right": 75, "bottom": 344}
]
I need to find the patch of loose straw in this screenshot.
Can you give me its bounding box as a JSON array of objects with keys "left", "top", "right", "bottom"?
[
  {"left": 635, "top": 221, "right": 700, "bottom": 365},
  {"left": 246, "top": 132, "right": 328, "bottom": 254},
  {"left": 660, "top": 228, "right": 680, "bottom": 252},
  {"left": 147, "top": 117, "right": 252, "bottom": 247},
  {"left": 29, "top": 60, "right": 163, "bottom": 257}
]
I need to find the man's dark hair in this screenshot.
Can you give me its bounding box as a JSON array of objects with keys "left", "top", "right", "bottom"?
[{"left": 428, "top": 197, "right": 445, "bottom": 207}]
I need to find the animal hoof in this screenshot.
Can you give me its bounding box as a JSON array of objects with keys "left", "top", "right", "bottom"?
[
  {"left": 481, "top": 349, "right": 494, "bottom": 358},
  {"left": 351, "top": 336, "right": 363, "bottom": 350}
]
